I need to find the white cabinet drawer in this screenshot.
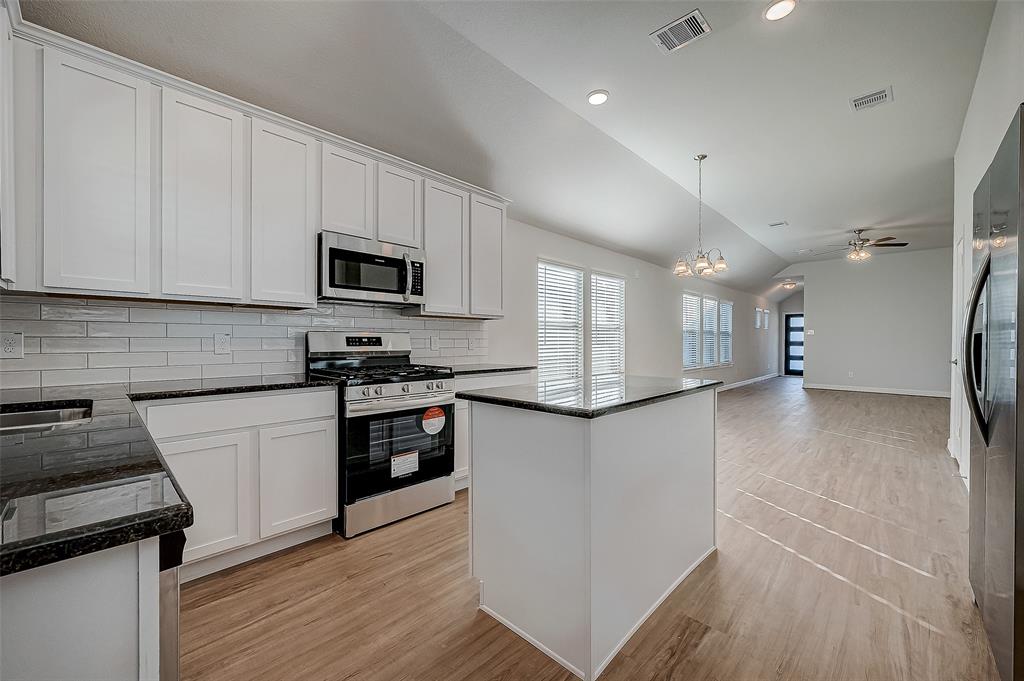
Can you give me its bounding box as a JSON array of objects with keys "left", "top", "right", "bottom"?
[{"left": 143, "top": 389, "right": 336, "bottom": 440}]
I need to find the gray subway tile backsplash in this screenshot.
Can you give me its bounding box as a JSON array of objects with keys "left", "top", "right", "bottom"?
[{"left": 1, "top": 294, "right": 489, "bottom": 387}]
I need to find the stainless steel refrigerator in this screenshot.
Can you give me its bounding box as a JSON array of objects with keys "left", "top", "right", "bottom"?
[{"left": 964, "top": 103, "right": 1023, "bottom": 681}]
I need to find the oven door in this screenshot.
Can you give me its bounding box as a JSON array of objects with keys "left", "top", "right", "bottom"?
[
  {"left": 318, "top": 234, "right": 424, "bottom": 304},
  {"left": 341, "top": 398, "right": 454, "bottom": 504}
]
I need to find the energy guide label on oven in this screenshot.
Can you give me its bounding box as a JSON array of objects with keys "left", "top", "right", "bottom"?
[{"left": 391, "top": 450, "right": 419, "bottom": 478}]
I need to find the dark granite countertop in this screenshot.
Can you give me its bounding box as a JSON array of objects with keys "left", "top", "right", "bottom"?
[
  {"left": 0, "top": 374, "right": 337, "bottom": 575},
  {"left": 427, "top": 363, "right": 537, "bottom": 376},
  {"left": 455, "top": 375, "right": 721, "bottom": 419}
]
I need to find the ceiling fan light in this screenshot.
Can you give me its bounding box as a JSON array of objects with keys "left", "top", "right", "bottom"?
[
  {"left": 846, "top": 250, "right": 859, "bottom": 262},
  {"left": 859, "top": 249, "right": 872, "bottom": 260},
  {"left": 713, "top": 255, "right": 728, "bottom": 272}
]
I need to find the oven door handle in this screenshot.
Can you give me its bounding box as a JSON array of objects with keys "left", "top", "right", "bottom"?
[
  {"left": 345, "top": 393, "right": 455, "bottom": 418},
  {"left": 403, "top": 253, "right": 412, "bottom": 303}
]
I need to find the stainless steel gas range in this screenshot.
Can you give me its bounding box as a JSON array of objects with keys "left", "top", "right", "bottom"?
[{"left": 306, "top": 331, "right": 455, "bottom": 537}]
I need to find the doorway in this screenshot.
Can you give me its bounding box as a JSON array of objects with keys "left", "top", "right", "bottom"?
[{"left": 785, "top": 314, "right": 804, "bottom": 376}]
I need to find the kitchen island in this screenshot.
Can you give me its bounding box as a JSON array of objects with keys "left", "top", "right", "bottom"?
[{"left": 457, "top": 375, "right": 720, "bottom": 681}]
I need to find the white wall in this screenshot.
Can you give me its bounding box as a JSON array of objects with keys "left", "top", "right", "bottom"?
[
  {"left": 777, "top": 247, "right": 953, "bottom": 397},
  {"left": 949, "top": 0, "right": 1024, "bottom": 483},
  {"left": 487, "top": 219, "right": 778, "bottom": 387},
  {"left": 777, "top": 290, "right": 804, "bottom": 373}
]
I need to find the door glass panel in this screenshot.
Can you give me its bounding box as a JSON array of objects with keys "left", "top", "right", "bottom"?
[
  {"left": 788, "top": 331, "right": 804, "bottom": 342},
  {"left": 791, "top": 347, "right": 804, "bottom": 359},
  {"left": 790, "top": 360, "right": 804, "bottom": 371}
]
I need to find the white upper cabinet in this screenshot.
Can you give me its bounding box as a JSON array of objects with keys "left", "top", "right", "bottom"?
[
  {"left": 377, "top": 161, "right": 422, "bottom": 248},
  {"left": 250, "top": 118, "right": 318, "bottom": 306},
  {"left": 258, "top": 419, "right": 337, "bottom": 539},
  {"left": 42, "top": 48, "right": 152, "bottom": 293},
  {"left": 322, "top": 142, "right": 375, "bottom": 240},
  {"left": 423, "top": 180, "right": 470, "bottom": 315},
  {"left": 0, "top": 10, "right": 16, "bottom": 288},
  {"left": 161, "top": 89, "right": 244, "bottom": 299},
  {"left": 470, "top": 194, "right": 505, "bottom": 317}
]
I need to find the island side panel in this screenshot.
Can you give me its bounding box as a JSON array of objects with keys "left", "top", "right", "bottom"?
[
  {"left": 469, "top": 402, "right": 590, "bottom": 678},
  {"left": 588, "top": 389, "right": 717, "bottom": 677}
]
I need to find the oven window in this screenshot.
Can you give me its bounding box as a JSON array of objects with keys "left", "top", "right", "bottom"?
[
  {"left": 329, "top": 248, "right": 405, "bottom": 293},
  {"left": 343, "top": 404, "right": 455, "bottom": 503}
]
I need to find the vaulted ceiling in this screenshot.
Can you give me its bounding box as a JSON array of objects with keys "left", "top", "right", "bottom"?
[{"left": 20, "top": 0, "right": 993, "bottom": 294}]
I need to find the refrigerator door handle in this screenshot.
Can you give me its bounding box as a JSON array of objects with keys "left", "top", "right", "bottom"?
[{"left": 961, "top": 253, "right": 990, "bottom": 444}]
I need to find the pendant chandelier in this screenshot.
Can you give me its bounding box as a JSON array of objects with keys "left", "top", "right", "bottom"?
[{"left": 674, "top": 154, "right": 728, "bottom": 278}]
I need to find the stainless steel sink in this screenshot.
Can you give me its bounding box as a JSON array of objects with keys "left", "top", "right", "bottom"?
[{"left": 0, "top": 401, "right": 93, "bottom": 434}]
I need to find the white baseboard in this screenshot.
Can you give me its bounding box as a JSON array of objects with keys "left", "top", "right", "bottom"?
[
  {"left": 479, "top": 602, "right": 586, "bottom": 680},
  {"left": 180, "top": 520, "right": 334, "bottom": 582},
  {"left": 802, "top": 383, "right": 951, "bottom": 398},
  {"left": 718, "top": 373, "right": 777, "bottom": 392},
  {"left": 455, "top": 467, "right": 470, "bottom": 491},
  {"left": 592, "top": 545, "right": 717, "bottom": 679}
]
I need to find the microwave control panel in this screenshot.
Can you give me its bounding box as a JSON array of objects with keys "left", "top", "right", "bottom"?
[{"left": 410, "top": 262, "right": 424, "bottom": 296}]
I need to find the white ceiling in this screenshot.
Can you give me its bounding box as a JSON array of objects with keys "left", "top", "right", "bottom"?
[
  {"left": 426, "top": 0, "right": 994, "bottom": 263},
  {"left": 20, "top": 0, "right": 993, "bottom": 294}
]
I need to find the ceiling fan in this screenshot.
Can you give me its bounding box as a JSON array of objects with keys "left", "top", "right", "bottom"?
[{"left": 817, "top": 229, "right": 909, "bottom": 262}]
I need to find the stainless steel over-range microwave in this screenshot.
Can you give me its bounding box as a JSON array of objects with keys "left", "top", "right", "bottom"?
[{"left": 318, "top": 232, "right": 425, "bottom": 305}]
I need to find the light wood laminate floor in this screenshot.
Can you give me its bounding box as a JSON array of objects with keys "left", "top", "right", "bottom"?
[{"left": 181, "top": 378, "right": 998, "bottom": 680}]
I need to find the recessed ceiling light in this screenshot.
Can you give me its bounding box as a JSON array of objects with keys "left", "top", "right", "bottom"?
[
  {"left": 587, "top": 90, "right": 609, "bottom": 106},
  {"left": 782, "top": 281, "right": 797, "bottom": 290},
  {"left": 764, "top": 0, "right": 796, "bottom": 21}
]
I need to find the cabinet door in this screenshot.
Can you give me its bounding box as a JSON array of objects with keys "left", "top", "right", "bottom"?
[
  {"left": 322, "top": 142, "right": 375, "bottom": 239},
  {"left": 161, "top": 89, "right": 244, "bottom": 299},
  {"left": 423, "top": 180, "right": 469, "bottom": 315},
  {"left": 455, "top": 399, "right": 471, "bottom": 489},
  {"left": 469, "top": 195, "right": 505, "bottom": 317},
  {"left": 159, "top": 432, "right": 253, "bottom": 563},
  {"left": 251, "top": 118, "right": 318, "bottom": 306},
  {"left": 258, "top": 419, "right": 337, "bottom": 538},
  {"left": 377, "top": 161, "right": 422, "bottom": 248},
  {"left": 42, "top": 48, "right": 152, "bottom": 293},
  {"left": 0, "top": 9, "right": 15, "bottom": 288}
]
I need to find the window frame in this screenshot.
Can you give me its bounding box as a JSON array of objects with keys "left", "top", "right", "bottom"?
[{"left": 682, "top": 291, "right": 734, "bottom": 372}]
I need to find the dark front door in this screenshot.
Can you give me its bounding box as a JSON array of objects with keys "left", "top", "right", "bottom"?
[{"left": 784, "top": 314, "right": 804, "bottom": 376}]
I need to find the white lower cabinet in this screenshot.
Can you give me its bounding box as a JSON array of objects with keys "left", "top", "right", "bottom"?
[
  {"left": 258, "top": 419, "right": 337, "bottom": 538},
  {"left": 140, "top": 389, "right": 339, "bottom": 577},
  {"left": 159, "top": 431, "right": 254, "bottom": 563}
]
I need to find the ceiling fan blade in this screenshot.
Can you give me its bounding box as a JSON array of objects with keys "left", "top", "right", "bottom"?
[
  {"left": 871, "top": 242, "right": 909, "bottom": 247},
  {"left": 868, "top": 236, "right": 896, "bottom": 244},
  {"left": 813, "top": 248, "right": 850, "bottom": 255}
]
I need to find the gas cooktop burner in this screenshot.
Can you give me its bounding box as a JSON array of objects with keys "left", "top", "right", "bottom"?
[{"left": 311, "top": 364, "right": 452, "bottom": 386}]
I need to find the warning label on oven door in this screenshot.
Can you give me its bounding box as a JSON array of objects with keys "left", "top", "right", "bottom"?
[
  {"left": 391, "top": 450, "right": 419, "bottom": 478},
  {"left": 421, "top": 406, "right": 446, "bottom": 435}
]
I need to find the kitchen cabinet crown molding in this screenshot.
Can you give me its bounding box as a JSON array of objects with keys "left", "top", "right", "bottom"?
[{"left": 8, "top": 14, "right": 511, "bottom": 208}]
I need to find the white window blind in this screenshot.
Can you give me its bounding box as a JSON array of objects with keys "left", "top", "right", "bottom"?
[
  {"left": 682, "top": 293, "right": 701, "bottom": 369},
  {"left": 590, "top": 273, "right": 625, "bottom": 376},
  {"left": 702, "top": 296, "right": 718, "bottom": 366},
  {"left": 719, "top": 301, "right": 733, "bottom": 364},
  {"left": 538, "top": 261, "right": 584, "bottom": 381}
]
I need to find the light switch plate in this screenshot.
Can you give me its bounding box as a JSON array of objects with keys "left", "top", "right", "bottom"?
[
  {"left": 214, "top": 333, "right": 231, "bottom": 355},
  {"left": 430, "top": 335, "right": 440, "bottom": 351},
  {"left": 1, "top": 332, "right": 24, "bottom": 359}
]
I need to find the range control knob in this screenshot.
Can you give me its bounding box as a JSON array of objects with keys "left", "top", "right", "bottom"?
[
  {"left": 435, "top": 381, "right": 444, "bottom": 390},
  {"left": 426, "top": 382, "right": 434, "bottom": 391},
  {"left": 402, "top": 384, "right": 411, "bottom": 393},
  {"left": 374, "top": 386, "right": 384, "bottom": 396},
  {"left": 361, "top": 387, "right": 371, "bottom": 397}
]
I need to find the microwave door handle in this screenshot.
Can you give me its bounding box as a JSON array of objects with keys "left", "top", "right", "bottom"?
[
  {"left": 403, "top": 253, "right": 412, "bottom": 302},
  {"left": 961, "top": 253, "right": 990, "bottom": 443}
]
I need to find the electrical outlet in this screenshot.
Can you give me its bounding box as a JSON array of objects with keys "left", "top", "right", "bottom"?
[
  {"left": 848, "top": 370, "right": 854, "bottom": 378},
  {"left": 1, "top": 332, "right": 24, "bottom": 359},
  {"left": 214, "top": 333, "right": 231, "bottom": 355},
  {"left": 430, "top": 335, "right": 440, "bottom": 351},
  {"left": 469, "top": 337, "right": 480, "bottom": 351}
]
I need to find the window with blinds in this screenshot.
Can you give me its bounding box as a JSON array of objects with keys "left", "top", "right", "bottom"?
[
  {"left": 682, "top": 293, "right": 701, "bottom": 369},
  {"left": 702, "top": 296, "right": 718, "bottom": 366},
  {"left": 590, "top": 273, "right": 625, "bottom": 376},
  {"left": 537, "top": 261, "right": 584, "bottom": 381},
  {"left": 719, "top": 301, "right": 733, "bottom": 364}
]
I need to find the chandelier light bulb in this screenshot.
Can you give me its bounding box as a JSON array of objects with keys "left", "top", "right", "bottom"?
[
  {"left": 713, "top": 255, "right": 728, "bottom": 272},
  {"left": 694, "top": 254, "right": 711, "bottom": 273}
]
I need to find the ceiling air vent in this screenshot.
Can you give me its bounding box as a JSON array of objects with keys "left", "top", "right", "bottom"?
[
  {"left": 768, "top": 221, "right": 789, "bottom": 229},
  {"left": 649, "top": 10, "right": 712, "bottom": 54},
  {"left": 850, "top": 86, "right": 893, "bottom": 112}
]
